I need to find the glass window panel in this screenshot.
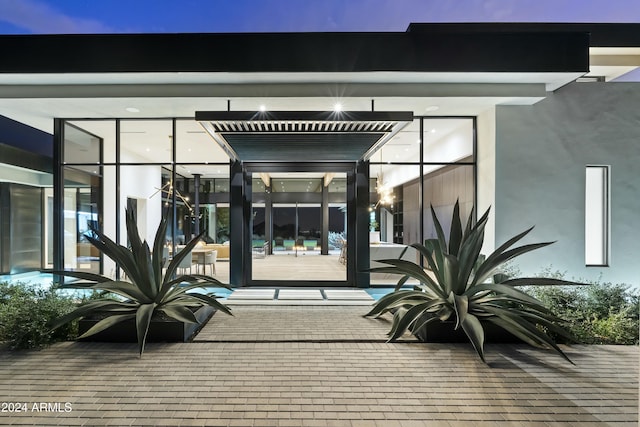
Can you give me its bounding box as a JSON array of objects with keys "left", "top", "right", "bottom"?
[
  {"left": 120, "top": 164, "right": 165, "bottom": 244},
  {"left": 371, "top": 164, "right": 420, "bottom": 197},
  {"left": 64, "top": 122, "right": 101, "bottom": 164},
  {"left": 102, "top": 165, "right": 116, "bottom": 277},
  {"left": 253, "top": 178, "right": 267, "bottom": 193},
  {"left": 214, "top": 178, "right": 230, "bottom": 193},
  {"left": 297, "top": 204, "right": 321, "bottom": 240},
  {"left": 423, "top": 118, "right": 474, "bottom": 163},
  {"left": 63, "top": 166, "right": 101, "bottom": 274},
  {"left": 252, "top": 205, "right": 266, "bottom": 239},
  {"left": 273, "top": 205, "right": 296, "bottom": 241},
  {"left": 328, "top": 205, "right": 346, "bottom": 234},
  {"left": 328, "top": 178, "right": 346, "bottom": 193},
  {"left": 120, "top": 120, "right": 172, "bottom": 163},
  {"left": 176, "top": 119, "right": 230, "bottom": 163},
  {"left": 68, "top": 120, "right": 116, "bottom": 164},
  {"left": 585, "top": 166, "right": 609, "bottom": 266},
  {"left": 214, "top": 204, "right": 230, "bottom": 243},
  {"left": 422, "top": 164, "right": 475, "bottom": 243},
  {"left": 371, "top": 119, "right": 420, "bottom": 164}
]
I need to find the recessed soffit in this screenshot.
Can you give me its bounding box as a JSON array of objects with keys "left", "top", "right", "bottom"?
[{"left": 196, "top": 111, "right": 413, "bottom": 162}]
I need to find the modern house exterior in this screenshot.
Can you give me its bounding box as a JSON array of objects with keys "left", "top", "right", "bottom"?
[{"left": 0, "top": 23, "right": 638, "bottom": 288}]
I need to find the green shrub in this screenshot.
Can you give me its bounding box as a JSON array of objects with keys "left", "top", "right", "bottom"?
[
  {"left": 524, "top": 275, "right": 639, "bottom": 345},
  {"left": 0, "top": 281, "right": 78, "bottom": 350}
]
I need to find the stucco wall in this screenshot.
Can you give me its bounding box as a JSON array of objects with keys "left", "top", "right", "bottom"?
[{"left": 495, "top": 82, "right": 640, "bottom": 286}]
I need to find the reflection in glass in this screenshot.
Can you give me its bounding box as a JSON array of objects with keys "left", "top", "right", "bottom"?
[
  {"left": 273, "top": 205, "right": 296, "bottom": 241},
  {"left": 63, "top": 166, "right": 101, "bottom": 274},
  {"left": 423, "top": 118, "right": 474, "bottom": 163},
  {"left": 120, "top": 120, "right": 172, "bottom": 163},
  {"left": 64, "top": 122, "right": 101, "bottom": 164}
]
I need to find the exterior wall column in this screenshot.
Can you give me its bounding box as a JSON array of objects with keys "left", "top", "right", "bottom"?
[
  {"left": 52, "top": 118, "right": 64, "bottom": 274},
  {"left": 321, "top": 182, "right": 329, "bottom": 255},
  {"left": 229, "top": 160, "right": 246, "bottom": 287},
  {"left": 265, "top": 183, "right": 272, "bottom": 255},
  {"left": 355, "top": 160, "right": 370, "bottom": 288}
]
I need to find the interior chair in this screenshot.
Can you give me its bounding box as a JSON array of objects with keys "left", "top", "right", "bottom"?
[
  {"left": 176, "top": 251, "right": 194, "bottom": 275},
  {"left": 274, "top": 237, "right": 284, "bottom": 251},
  {"left": 339, "top": 239, "right": 347, "bottom": 265},
  {"left": 203, "top": 250, "right": 217, "bottom": 275}
]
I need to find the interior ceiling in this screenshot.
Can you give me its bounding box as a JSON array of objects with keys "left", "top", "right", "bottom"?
[
  {"left": 196, "top": 111, "right": 414, "bottom": 162},
  {"left": 68, "top": 117, "right": 468, "bottom": 186},
  {"left": 0, "top": 96, "right": 530, "bottom": 136},
  {"left": 65, "top": 113, "right": 471, "bottom": 180}
]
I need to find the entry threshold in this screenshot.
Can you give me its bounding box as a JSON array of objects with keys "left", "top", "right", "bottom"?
[{"left": 222, "top": 288, "right": 374, "bottom": 305}]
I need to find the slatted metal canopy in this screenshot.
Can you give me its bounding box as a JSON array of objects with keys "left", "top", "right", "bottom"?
[{"left": 195, "top": 111, "right": 413, "bottom": 162}]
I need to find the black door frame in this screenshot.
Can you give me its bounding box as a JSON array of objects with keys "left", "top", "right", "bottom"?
[{"left": 229, "top": 161, "right": 370, "bottom": 288}]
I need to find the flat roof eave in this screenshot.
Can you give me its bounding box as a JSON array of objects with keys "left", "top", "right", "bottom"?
[{"left": 0, "top": 30, "right": 588, "bottom": 75}]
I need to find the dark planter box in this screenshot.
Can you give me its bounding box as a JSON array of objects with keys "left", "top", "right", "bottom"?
[
  {"left": 78, "top": 305, "right": 215, "bottom": 343},
  {"left": 413, "top": 319, "right": 522, "bottom": 343}
]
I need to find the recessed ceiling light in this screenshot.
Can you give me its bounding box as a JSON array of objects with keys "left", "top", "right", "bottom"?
[
  {"left": 430, "top": 129, "right": 436, "bottom": 133},
  {"left": 259, "top": 105, "right": 266, "bottom": 112},
  {"left": 333, "top": 102, "right": 342, "bottom": 112},
  {"left": 145, "top": 148, "right": 150, "bottom": 152},
  {"left": 425, "top": 106, "right": 439, "bottom": 112},
  {"left": 125, "top": 107, "right": 140, "bottom": 113}
]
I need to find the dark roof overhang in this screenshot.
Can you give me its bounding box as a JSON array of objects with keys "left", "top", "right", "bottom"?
[
  {"left": 407, "top": 23, "right": 640, "bottom": 48},
  {"left": 195, "top": 111, "right": 414, "bottom": 162},
  {"left": 0, "top": 27, "right": 589, "bottom": 74}
]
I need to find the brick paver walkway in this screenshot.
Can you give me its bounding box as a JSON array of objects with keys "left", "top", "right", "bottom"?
[
  {"left": 195, "top": 306, "right": 401, "bottom": 342},
  {"left": 0, "top": 306, "right": 637, "bottom": 426}
]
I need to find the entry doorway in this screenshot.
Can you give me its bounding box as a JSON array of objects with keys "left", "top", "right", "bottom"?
[
  {"left": 250, "top": 172, "right": 347, "bottom": 282},
  {"left": 229, "top": 161, "right": 370, "bottom": 288}
]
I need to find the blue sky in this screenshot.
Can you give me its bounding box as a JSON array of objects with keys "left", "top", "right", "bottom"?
[{"left": 0, "top": 0, "right": 639, "bottom": 34}]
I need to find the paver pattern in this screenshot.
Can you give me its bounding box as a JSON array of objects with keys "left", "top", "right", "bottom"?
[
  {"left": 0, "top": 306, "right": 637, "bottom": 426},
  {"left": 195, "top": 306, "right": 398, "bottom": 342}
]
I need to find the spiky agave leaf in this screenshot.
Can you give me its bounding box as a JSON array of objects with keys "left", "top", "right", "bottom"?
[
  {"left": 448, "top": 201, "right": 463, "bottom": 256},
  {"left": 136, "top": 303, "right": 156, "bottom": 356},
  {"left": 84, "top": 227, "right": 147, "bottom": 295},
  {"left": 365, "top": 199, "right": 579, "bottom": 364},
  {"left": 151, "top": 215, "right": 168, "bottom": 293},
  {"left": 159, "top": 229, "right": 206, "bottom": 299},
  {"left": 48, "top": 206, "right": 232, "bottom": 357},
  {"left": 459, "top": 312, "right": 486, "bottom": 362},
  {"left": 365, "top": 290, "right": 432, "bottom": 318},
  {"left": 48, "top": 299, "right": 138, "bottom": 331}
]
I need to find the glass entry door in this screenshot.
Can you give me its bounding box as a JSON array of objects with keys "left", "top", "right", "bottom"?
[{"left": 250, "top": 172, "right": 347, "bottom": 282}]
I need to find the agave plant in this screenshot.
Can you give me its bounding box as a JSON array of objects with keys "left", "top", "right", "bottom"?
[
  {"left": 48, "top": 207, "right": 231, "bottom": 356},
  {"left": 365, "top": 201, "right": 580, "bottom": 364}
]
